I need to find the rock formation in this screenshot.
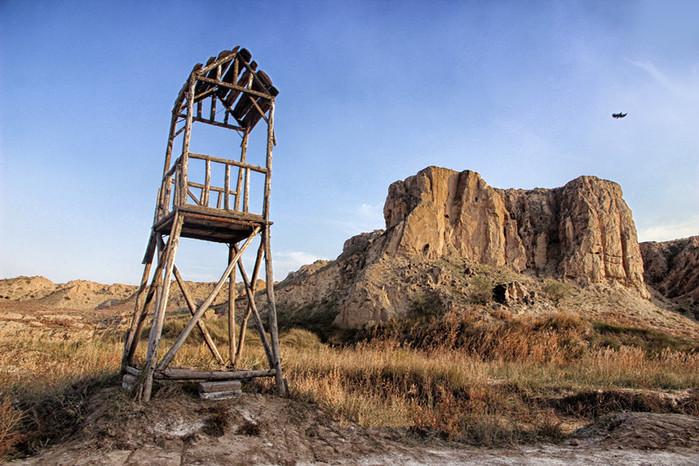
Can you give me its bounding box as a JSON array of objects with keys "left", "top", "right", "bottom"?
[
  {"left": 276, "top": 166, "right": 651, "bottom": 328},
  {"left": 640, "top": 236, "right": 699, "bottom": 319},
  {"left": 382, "top": 167, "right": 647, "bottom": 295}
]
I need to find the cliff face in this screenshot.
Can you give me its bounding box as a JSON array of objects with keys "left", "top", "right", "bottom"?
[
  {"left": 640, "top": 236, "right": 699, "bottom": 318},
  {"left": 276, "top": 167, "right": 651, "bottom": 328},
  {"left": 382, "top": 167, "right": 648, "bottom": 296}
]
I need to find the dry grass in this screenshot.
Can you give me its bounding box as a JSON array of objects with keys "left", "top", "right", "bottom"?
[{"left": 1, "top": 308, "right": 698, "bottom": 459}]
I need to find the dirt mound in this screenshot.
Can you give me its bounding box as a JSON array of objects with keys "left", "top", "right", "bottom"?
[
  {"left": 573, "top": 412, "right": 699, "bottom": 450},
  {"left": 0, "top": 276, "right": 56, "bottom": 301},
  {"left": 13, "top": 387, "right": 699, "bottom": 465}
]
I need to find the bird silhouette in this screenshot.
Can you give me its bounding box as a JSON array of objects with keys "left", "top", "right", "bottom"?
[{"left": 612, "top": 112, "right": 627, "bottom": 119}]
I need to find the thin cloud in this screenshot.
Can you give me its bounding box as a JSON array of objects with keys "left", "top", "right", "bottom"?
[{"left": 637, "top": 215, "right": 699, "bottom": 242}]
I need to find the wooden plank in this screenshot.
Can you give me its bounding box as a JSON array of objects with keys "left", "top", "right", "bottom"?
[
  {"left": 200, "top": 390, "right": 241, "bottom": 400},
  {"left": 156, "top": 227, "right": 261, "bottom": 371},
  {"left": 156, "top": 367, "right": 274, "bottom": 380},
  {"left": 199, "top": 380, "right": 241, "bottom": 393},
  {"left": 194, "top": 56, "right": 216, "bottom": 95},
  {"left": 173, "top": 265, "right": 225, "bottom": 365},
  {"left": 124, "top": 366, "right": 140, "bottom": 377}
]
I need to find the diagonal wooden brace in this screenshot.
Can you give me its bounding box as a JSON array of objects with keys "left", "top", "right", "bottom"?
[
  {"left": 156, "top": 226, "right": 260, "bottom": 370},
  {"left": 173, "top": 266, "right": 225, "bottom": 365}
]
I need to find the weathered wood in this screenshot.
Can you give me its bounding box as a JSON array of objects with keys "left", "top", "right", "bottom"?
[
  {"left": 141, "top": 213, "right": 184, "bottom": 402},
  {"left": 234, "top": 240, "right": 264, "bottom": 366},
  {"left": 264, "top": 226, "right": 286, "bottom": 396},
  {"left": 228, "top": 245, "right": 237, "bottom": 365},
  {"left": 173, "top": 265, "right": 225, "bottom": 365},
  {"left": 234, "top": 131, "right": 249, "bottom": 211},
  {"left": 199, "top": 380, "right": 241, "bottom": 393},
  {"left": 156, "top": 367, "right": 274, "bottom": 380},
  {"left": 263, "top": 100, "right": 285, "bottom": 396},
  {"left": 224, "top": 164, "right": 231, "bottom": 210},
  {"left": 243, "top": 168, "right": 250, "bottom": 212},
  {"left": 234, "top": 247, "right": 275, "bottom": 369},
  {"left": 187, "top": 152, "right": 267, "bottom": 174},
  {"left": 156, "top": 227, "right": 260, "bottom": 371},
  {"left": 121, "top": 255, "right": 153, "bottom": 370},
  {"left": 194, "top": 56, "right": 216, "bottom": 95},
  {"left": 125, "top": 235, "right": 169, "bottom": 366},
  {"left": 199, "top": 390, "right": 241, "bottom": 400},
  {"left": 192, "top": 116, "right": 245, "bottom": 132},
  {"left": 124, "top": 366, "right": 140, "bottom": 377},
  {"left": 203, "top": 160, "right": 211, "bottom": 207}
]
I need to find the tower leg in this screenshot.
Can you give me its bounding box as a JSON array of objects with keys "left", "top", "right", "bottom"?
[
  {"left": 264, "top": 225, "right": 286, "bottom": 396},
  {"left": 228, "top": 244, "right": 237, "bottom": 366},
  {"left": 140, "top": 214, "right": 184, "bottom": 402}
]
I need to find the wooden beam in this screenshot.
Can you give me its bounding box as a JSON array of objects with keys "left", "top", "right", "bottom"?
[
  {"left": 233, "top": 245, "right": 275, "bottom": 370},
  {"left": 228, "top": 245, "right": 236, "bottom": 365},
  {"left": 234, "top": 131, "right": 249, "bottom": 211},
  {"left": 157, "top": 368, "right": 275, "bottom": 381},
  {"left": 121, "top": 252, "right": 153, "bottom": 370},
  {"left": 234, "top": 239, "right": 264, "bottom": 366},
  {"left": 156, "top": 226, "right": 260, "bottom": 371},
  {"left": 187, "top": 152, "right": 267, "bottom": 174},
  {"left": 173, "top": 266, "right": 225, "bottom": 365},
  {"left": 141, "top": 213, "right": 184, "bottom": 402}
]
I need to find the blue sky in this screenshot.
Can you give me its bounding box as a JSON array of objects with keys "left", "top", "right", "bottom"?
[{"left": 1, "top": 0, "right": 698, "bottom": 284}]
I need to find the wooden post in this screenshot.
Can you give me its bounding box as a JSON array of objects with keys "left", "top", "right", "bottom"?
[
  {"left": 228, "top": 245, "right": 237, "bottom": 365},
  {"left": 180, "top": 77, "right": 196, "bottom": 207},
  {"left": 121, "top": 254, "right": 153, "bottom": 371},
  {"left": 262, "top": 99, "right": 285, "bottom": 395},
  {"left": 224, "top": 164, "right": 231, "bottom": 210},
  {"left": 141, "top": 213, "right": 184, "bottom": 402},
  {"left": 234, "top": 239, "right": 264, "bottom": 366},
  {"left": 234, "top": 247, "right": 275, "bottom": 369},
  {"left": 203, "top": 159, "right": 211, "bottom": 207},
  {"left": 125, "top": 234, "right": 169, "bottom": 366},
  {"left": 234, "top": 130, "right": 249, "bottom": 211}
]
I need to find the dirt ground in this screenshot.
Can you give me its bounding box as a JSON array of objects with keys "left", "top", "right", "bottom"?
[{"left": 10, "top": 388, "right": 699, "bottom": 466}]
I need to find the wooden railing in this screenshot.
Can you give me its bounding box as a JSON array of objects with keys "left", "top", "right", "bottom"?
[{"left": 156, "top": 152, "right": 267, "bottom": 221}]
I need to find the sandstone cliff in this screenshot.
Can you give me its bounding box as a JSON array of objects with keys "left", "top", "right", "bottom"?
[
  {"left": 640, "top": 236, "right": 699, "bottom": 319},
  {"left": 276, "top": 166, "right": 652, "bottom": 328},
  {"left": 382, "top": 167, "right": 647, "bottom": 294}
]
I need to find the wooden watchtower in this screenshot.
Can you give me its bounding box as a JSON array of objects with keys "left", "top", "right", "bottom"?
[{"left": 121, "top": 47, "right": 285, "bottom": 402}]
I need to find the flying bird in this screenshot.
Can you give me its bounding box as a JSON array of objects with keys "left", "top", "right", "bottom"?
[{"left": 612, "top": 112, "right": 627, "bottom": 119}]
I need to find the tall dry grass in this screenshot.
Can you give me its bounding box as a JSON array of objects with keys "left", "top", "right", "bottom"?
[{"left": 1, "top": 309, "right": 698, "bottom": 458}]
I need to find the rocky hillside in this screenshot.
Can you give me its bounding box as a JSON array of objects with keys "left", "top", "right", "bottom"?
[
  {"left": 641, "top": 236, "right": 699, "bottom": 319},
  {"left": 275, "top": 167, "right": 688, "bottom": 330}
]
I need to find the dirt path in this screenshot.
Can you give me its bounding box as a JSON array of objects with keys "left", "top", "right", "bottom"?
[{"left": 11, "top": 391, "right": 699, "bottom": 465}]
